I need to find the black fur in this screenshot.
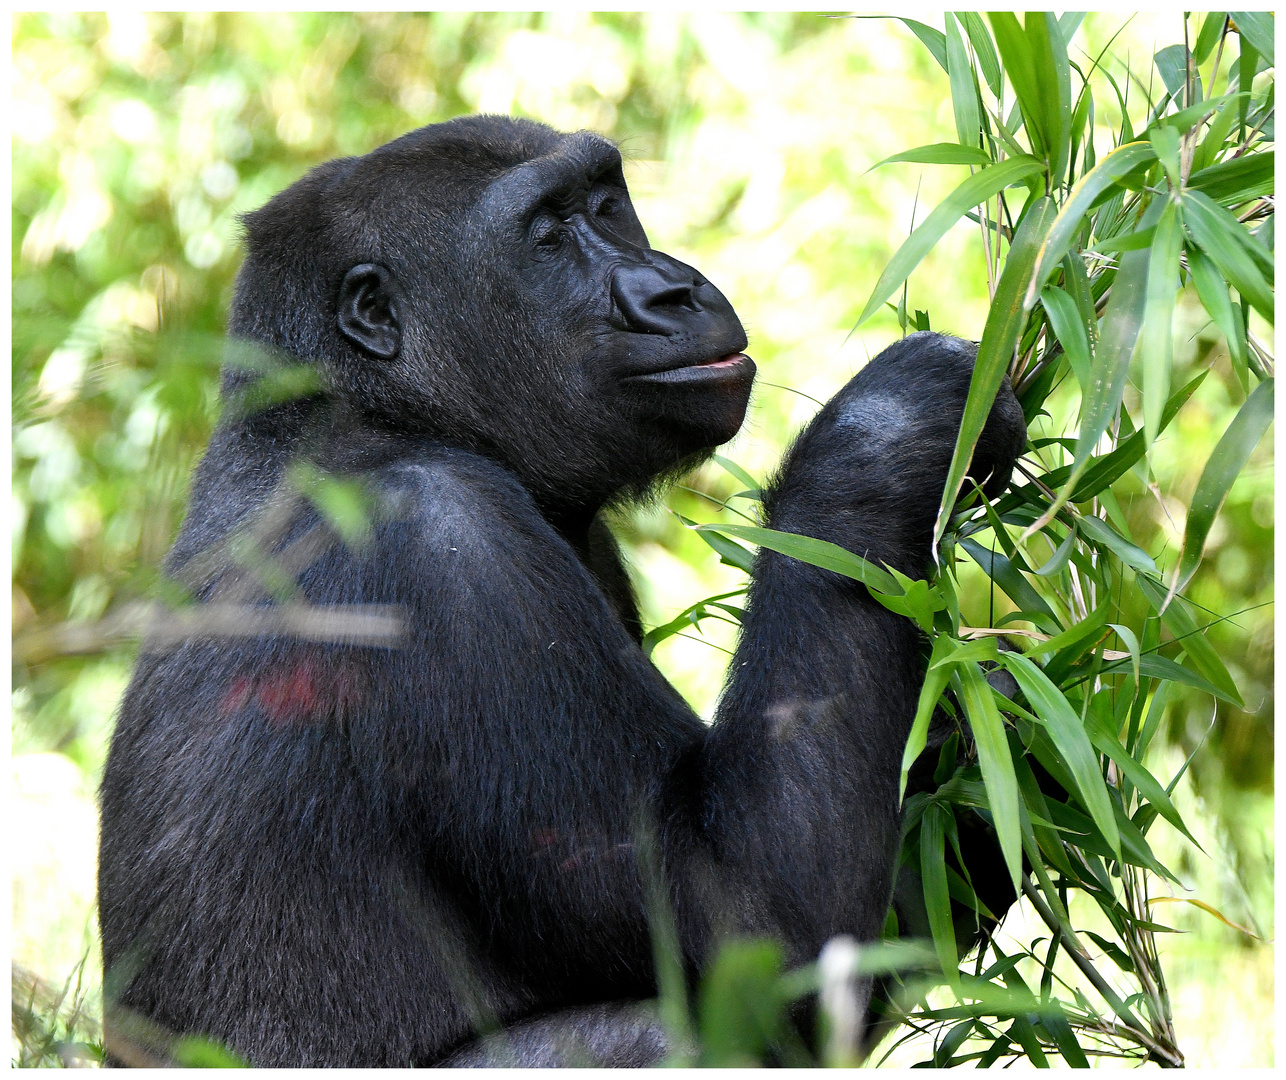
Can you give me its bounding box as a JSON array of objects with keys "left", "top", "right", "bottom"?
[{"left": 98, "top": 115, "right": 1026, "bottom": 1067}]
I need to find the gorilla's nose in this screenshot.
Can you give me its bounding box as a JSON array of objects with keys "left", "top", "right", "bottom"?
[{"left": 610, "top": 261, "right": 705, "bottom": 335}]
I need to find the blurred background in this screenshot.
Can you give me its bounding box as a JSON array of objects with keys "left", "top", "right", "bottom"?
[{"left": 12, "top": 12, "right": 1272, "bottom": 1066}]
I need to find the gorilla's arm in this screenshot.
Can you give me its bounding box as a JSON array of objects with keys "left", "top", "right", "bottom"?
[{"left": 382, "top": 334, "right": 1023, "bottom": 1000}]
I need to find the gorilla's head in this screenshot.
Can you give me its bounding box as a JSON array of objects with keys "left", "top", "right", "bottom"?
[{"left": 229, "top": 116, "right": 753, "bottom": 520}]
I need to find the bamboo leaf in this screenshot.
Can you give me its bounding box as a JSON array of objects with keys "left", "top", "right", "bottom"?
[
  {"left": 1188, "top": 150, "right": 1275, "bottom": 207},
  {"left": 1193, "top": 12, "right": 1226, "bottom": 64},
  {"left": 1067, "top": 372, "right": 1209, "bottom": 502},
  {"left": 695, "top": 523, "right": 901, "bottom": 595},
  {"left": 855, "top": 156, "right": 1045, "bottom": 328},
  {"left": 956, "top": 11, "right": 1001, "bottom": 96},
  {"left": 1001, "top": 651, "right": 1121, "bottom": 860},
  {"left": 945, "top": 15, "right": 981, "bottom": 147},
  {"left": 1189, "top": 247, "right": 1251, "bottom": 394},
  {"left": 959, "top": 538, "right": 1059, "bottom": 631},
  {"left": 1108, "top": 623, "right": 1141, "bottom": 688},
  {"left": 1040, "top": 285, "right": 1091, "bottom": 391},
  {"left": 688, "top": 520, "right": 757, "bottom": 574},
  {"left": 1077, "top": 514, "right": 1158, "bottom": 574},
  {"left": 711, "top": 454, "right": 760, "bottom": 495},
  {"left": 988, "top": 13, "right": 1047, "bottom": 164},
  {"left": 1169, "top": 379, "right": 1274, "bottom": 599},
  {"left": 1140, "top": 200, "right": 1183, "bottom": 447},
  {"left": 1033, "top": 522, "right": 1076, "bottom": 578},
  {"left": 869, "top": 143, "right": 994, "bottom": 170},
  {"left": 1181, "top": 189, "right": 1274, "bottom": 323},
  {"left": 896, "top": 17, "right": 949, "bottom": 72},
  {"left": 1153, "top": 44, "right": 1191, "bottom": 102},
  {"left": 901, "top": 637, "right": 959, "bottom": 801},
  {"left": 956, "top": 661, "right": 1023, "bottom": 890},
  {"left": 1025, "top": 12, "right": 1072, "bottom": 183},
  {"left": 932, "top": 196, "right": 1055, "bottom": 555},
  {"left": 1148, "top": 126, "right": 1181, "bottom": 188},
  {"left": 1057, "top": 12, "right": 1086, "bottom": 46},
  {"left": 1134, "top": 575, "right": 1243, "bottom": 705},
  {"left": 920, "top": 803, "right": 959, "bottom": 982},
  {"left": 1023, "top": 141, "right": 1156, "bottom": 309},
  {"left": 1022, "top": 228, "right": 1156, "bottom": 541},
  {"left": 1229, "top": 11, "right": 1274, "bottom": 66},
  {"left": 1083, "top": 709, "right": 1198, "bottom": 846},
  {"left": 1149, "top": 896, "right": 1262, "bottom": 938}
]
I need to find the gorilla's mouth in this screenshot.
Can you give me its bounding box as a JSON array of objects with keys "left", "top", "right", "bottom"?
[{"left": 626, "top": 352, "right": 755, "bottom": 385}]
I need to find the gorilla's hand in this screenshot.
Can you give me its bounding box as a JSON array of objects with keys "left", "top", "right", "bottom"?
[
  {"left": 765, "top": 332, "right": 1028, "bottom": 575},
  {"left": 825, "top": 331, "right": 1026, "bottom": 495}
]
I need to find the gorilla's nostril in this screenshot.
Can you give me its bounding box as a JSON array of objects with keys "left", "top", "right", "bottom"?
[{"left": 612, "top": 264, "right": 706, "bottom": 333}]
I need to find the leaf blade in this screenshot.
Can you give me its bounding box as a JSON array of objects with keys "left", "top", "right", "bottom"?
[{"left": 856, "top": 156, "right": 1045, "bottom": 329}]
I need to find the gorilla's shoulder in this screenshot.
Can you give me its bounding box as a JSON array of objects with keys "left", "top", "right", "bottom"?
[{"left": 370, "top": 448, "right": 550, "bottom": 560}]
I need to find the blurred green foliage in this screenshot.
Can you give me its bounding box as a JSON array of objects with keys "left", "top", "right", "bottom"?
[{"left": 11, "top": 11, "right": 1273, "bottom": 1068}]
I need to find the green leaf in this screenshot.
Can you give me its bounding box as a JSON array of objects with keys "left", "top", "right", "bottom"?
[
  {"left": 1057, "top": 12, "right": 1086, "bottom": 46},
  {"left": 1066, "top": 371, "right": 1208, "bottom": 502},
  {"left": 855, "top": 156, "right": 1045, "bottom": 329},
  {"left": 945, "top": 15, "right": 981, "bottom": 148},
  {"left": 1229, "top": 11, "right": 1274, "bottom": 66},
  {"left": 1108, "top": 623, "right": 1142, "bottom": 688},
  {"left": 1147, "top": 93, "right": 1235, "bottom": 139},
  {"left": 1189, "top": 246, "right": 1250, "bottom": 391},
  {"left": 711, "top": 454, "right": 760, "bottom": 495},
  {"left": 1169, "top": 379, "right": 1274, "bottom": 598},
  {"left": 697, "top": 939, "right": 785, "bottom": 1066},
  {"left": 920, "top": 803, "right": 959, "bottom": 982},
  {"left": 1000, "top": 651, "right": 1120, "bottom": 859},
  {"left": 696, "top": 523, "right": 901, "bottom": 595},
  {"left": 1148, "top": 126, "right": 1181, "bottom": 188},
  {"left": 1141, "top": 201, "right": 1184, "bottom": 448},
  {"left": 1041, "top": 1007, "right": 1091, "bottom": 1068},
  {"left": 1098, "top": 652, "right": 1240, "bottom": 704},
  {"left": 1077, "top": 514, "right": 1157, "bottom": 574},
  {"left": 1188, "top": 150, "right": 1275, "bottom": 207},
  {"left": 901, "top": 636, "right": 959, "bottom": 801},
  {"left": 1181, "top": 189, "right": 1274, "bottom": 324},
  {"left": 988, "top": 13, "right": 1048, "bottom": 164},
  {"left": 1153, "top": 43, "right": 1192, "bottom": 102},
  {"left": 1023, "top": 226, "right": 1156, "bottom": 541},
  {"left": 641, "top": 590, "right": 746, "bottom": 658},
  {"left": 1134, "top": 575, "right": 1243, "bottom": 705},
  {"left": 1023, "top": 141, "right": 1156, "bottom": 309},
  {"left": 1083, "top": 709, "right": 1198, "bottom": 846},
  {"left": 956, "top": 12, "right": 1001, "bottom": 95},
  {"left": 1092, "top": 226, "right": 1155, "bottom": 254},
  {"left": 896, "top": 17, "right": 949, "bottom": 71},
  {"left": 1193, "top": 12, "right": 1226, "bottom": 64},
  {"left": 172, "top": 1037, "right": 249, "bottom": 1068},
  {"left": 932, "top": 196, "right": 1055, "bottom": 555},
  {"left": 1033, "top": 522, "right": 1076, "bottom": 578},
  {"left": 956, "top": 660, "right": 1022, "bottom": 891},
  {"left": 1024, "top": 12, "right": 1073, "bottom": 183},
  {"left": 1040, "top": 285, "right": 1091, "bottom": 391},
  {"left": 690, "top": 521, "right": 757, "bottom": 574},
  {"left": 959, "top": 538, "right": 1059, "bottom": 631},
  {"left": 869, "top": 143, "right": 994, "bottom": 169}
]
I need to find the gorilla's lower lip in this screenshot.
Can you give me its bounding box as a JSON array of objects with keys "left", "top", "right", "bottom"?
[{"left": 626, "top": 353, "right": 755, "bottom": 385}]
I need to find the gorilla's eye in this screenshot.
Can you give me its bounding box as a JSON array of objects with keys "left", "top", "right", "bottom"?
[
  {"left": 592, "top": 187, "right": 622, "bottom": 217},
  {"left": 529, "top": 211, "right": 566, "bottom": 252}
]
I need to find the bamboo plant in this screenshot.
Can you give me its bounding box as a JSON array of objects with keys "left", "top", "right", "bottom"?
[{"left": 663, "top": 11, "right": 1273, "bottom": 1067}]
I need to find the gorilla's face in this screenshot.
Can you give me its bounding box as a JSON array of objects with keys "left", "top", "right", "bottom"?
[
  {"left": 479, "top": 132, "right": 754, "bottom": 448},
  {"left": 331, "top": 120, "right": 753, "bottom": 517}
]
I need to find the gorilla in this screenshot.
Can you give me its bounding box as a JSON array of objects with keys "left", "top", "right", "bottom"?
[{"left": 98, "top": 115, "right": 1026, "bottom": 1067}]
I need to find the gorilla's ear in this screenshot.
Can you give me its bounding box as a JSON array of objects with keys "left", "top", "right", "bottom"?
[{"left": 338, "top": 264, "right": 401, "bottom": 360}]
